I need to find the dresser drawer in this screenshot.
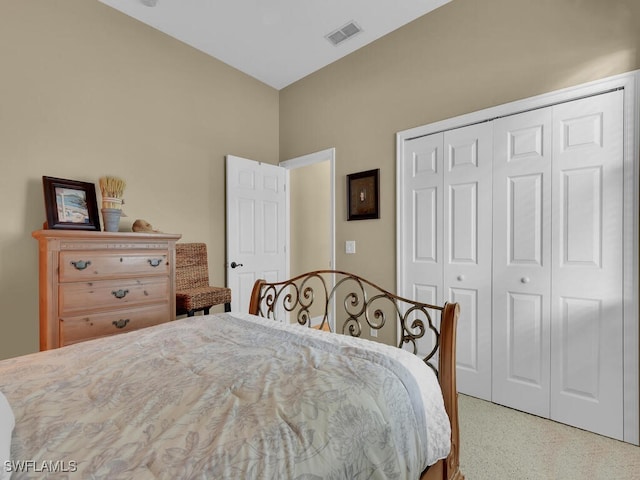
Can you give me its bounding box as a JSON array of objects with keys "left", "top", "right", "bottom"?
[
  {"left": 59, "top": 277, "right": 170, "bottom": 316},
  {"left": 60, "top": 305, "right": 171, "bottom": 346},
  {"left": 59, "top": 251, "right": 169, "bottom": 281}
]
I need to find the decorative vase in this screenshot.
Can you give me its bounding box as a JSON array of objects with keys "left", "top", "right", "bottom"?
[{"left": 101, "top": 208, "right": 121, "bottom": 232}]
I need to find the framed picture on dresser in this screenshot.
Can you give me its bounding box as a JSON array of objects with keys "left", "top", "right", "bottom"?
[{"left": 42, "top": 176, "right": 101, "bottom": 231}]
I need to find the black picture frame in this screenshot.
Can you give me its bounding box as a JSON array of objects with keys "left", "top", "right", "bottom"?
[
  {"left": 42, "top": 176, "right": 101, "bottom": 231},
  {"left": 347, "top": 169, "right": 380, "bottom": 221}
]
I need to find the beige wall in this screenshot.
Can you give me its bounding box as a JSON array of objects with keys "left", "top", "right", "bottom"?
[
  {"left": 290, "top": 161, "right": 331, "bottom": 277},
  {"left": 280, "top": 0, "right": 640, "bottom": 296},
  {"left": 2, "top": 0, "right": 639, "bottom": 359},
  {"left": 0, "top": 0, "right": 278, "bottom": 359}
]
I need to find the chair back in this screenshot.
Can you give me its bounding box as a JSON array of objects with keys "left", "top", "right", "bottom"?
[{"left": 175, "top": 243, "right": 210, "bottom": 290}]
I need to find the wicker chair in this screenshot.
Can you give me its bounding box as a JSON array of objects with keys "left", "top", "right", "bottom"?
[{"left": 175, "top": 243, "right": 231, "bottom": 316}]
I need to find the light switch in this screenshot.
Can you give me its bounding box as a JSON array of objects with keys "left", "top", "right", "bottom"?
[{"left": 345, "top": 240, "right": 356, "bottom": 254}]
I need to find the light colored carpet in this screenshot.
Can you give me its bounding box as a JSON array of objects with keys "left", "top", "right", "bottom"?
[{"left": 457, "top": 394, "right": 640, "bottom": 479}]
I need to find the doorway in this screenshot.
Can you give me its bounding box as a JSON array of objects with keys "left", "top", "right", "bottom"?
[{"left": 280, "top": 148, "right": 336, "bottom": 277}]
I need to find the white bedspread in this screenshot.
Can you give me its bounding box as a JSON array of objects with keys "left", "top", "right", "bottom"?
[{"left": 0, "top": 313, "right": 450, "bottom": 479}]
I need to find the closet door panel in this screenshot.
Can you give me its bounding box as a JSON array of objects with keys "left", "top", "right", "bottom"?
[
  {"left": 550, "top": 90, "right": 624, "bottom": 440},
  {"left": 401, "top": 134, "right": 444, "bottom": 358},
  {"left": 444, "top": 123, "right": 493, "bottom": 400},
  {"left": 449, "top": 183, "right": 478, "bottom": 263},
  {"left": 507, "top": 292, "right": 544, "bottom": 383},
  {"left": 492, "top": 108, "right": 552, "bottom": 417},
  {"left": 449, "top": 287, "right": 478, "bottom": 372}
]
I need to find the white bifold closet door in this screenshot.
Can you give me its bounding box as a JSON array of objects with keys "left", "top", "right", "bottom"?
[
  {"left": 400, "top": 133, "right": 444, "bottom": 313},
  {"left": 400, "top": 84, "right": 631, "bottom": 441},
  {"left": 492, "top": 90, "right": 624, "bottom": 438},
  {"left": 443, "top": 124, "right": 493, "bottom": 400},
  {"left": 400, "top": 122, "right": 493, "bottom": 400},
  {"left": 398, "top": 133, "right": 445, "bottom": 370},
  {"left": 549, "top": 91, "right": 624, "bottom": 438},
  {"left": 492, "top": 107, "right": 553, "bottom": 418}
]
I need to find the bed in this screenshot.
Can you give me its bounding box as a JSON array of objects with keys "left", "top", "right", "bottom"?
[{"left": 0, "top": 270, "right": 463, "bottom": 480}]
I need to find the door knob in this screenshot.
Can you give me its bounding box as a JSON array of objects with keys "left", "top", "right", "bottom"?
[
  {"left": 230, "top": 261, "right": 243, "bottom": 269},
  {"left": 457, "top": 275, "right": 465, "bottom": 281},
  {"left": 520, "top": 277, "right": 530, "bottom": 284}
]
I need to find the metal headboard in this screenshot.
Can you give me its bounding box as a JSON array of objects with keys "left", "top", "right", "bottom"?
[{"left": 249, "top": 270, "right": 447, "bottom": 376}]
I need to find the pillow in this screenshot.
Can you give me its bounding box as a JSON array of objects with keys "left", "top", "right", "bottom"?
[{"left": 0, "top": 392, "right": 14, "bottom": 480}]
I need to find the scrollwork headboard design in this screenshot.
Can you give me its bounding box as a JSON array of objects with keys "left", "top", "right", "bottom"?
[{"left": 248, "top": 270, "right": 457, "bottom": 377}]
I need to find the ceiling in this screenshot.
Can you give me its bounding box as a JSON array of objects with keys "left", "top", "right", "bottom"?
[{"left": 98, "top": 0, "right": 452, "bottom": 90}]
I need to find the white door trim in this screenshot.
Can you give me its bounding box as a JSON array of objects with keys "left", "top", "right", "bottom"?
[{"left": 396, "top": 70, "right": 639, "bottom": 445}]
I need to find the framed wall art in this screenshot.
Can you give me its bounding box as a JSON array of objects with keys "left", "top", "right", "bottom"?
[
  {"left": 347, "top": 168, "right": 380, "bottom": 221},
  {"left": 42, "top": 176, "right": 101, "bottom": 231}
]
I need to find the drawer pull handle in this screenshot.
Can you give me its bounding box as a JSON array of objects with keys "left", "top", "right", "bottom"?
[
  {"left": 71, "top": 260, "right": 91, "bottom": 270},
  {"left": 112, "top": 319, "right": 130, "bottom": 329},
  {"left": 112, "top": 289, "right": 130, "bottom": 299},
  {"left": 148, "top": 259, "right": 162, "bottom": 267}
]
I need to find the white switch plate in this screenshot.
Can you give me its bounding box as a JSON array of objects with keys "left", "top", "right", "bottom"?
[{"left": 345, "top": 240, "right": 356, "bottom": 254}]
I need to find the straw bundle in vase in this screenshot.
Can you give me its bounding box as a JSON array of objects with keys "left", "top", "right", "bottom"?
[{"left": 99, "top": 176, "right": 126, "bottom": 210}]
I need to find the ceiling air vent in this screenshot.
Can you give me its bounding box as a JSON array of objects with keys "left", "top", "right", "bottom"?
[{"left": 325, "top": 21, "right": 362, "bottom": 46}]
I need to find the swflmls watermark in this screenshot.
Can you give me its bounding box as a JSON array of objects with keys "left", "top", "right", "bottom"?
[{"left": 4, "top": 460, "right": 78, "bottom": 473}]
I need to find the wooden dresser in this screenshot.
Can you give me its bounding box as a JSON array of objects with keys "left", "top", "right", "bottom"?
[{"left": 32, "top": 230, "right": 182, "bottom": 350}]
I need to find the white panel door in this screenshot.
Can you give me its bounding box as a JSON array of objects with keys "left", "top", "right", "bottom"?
[
  {"left": 226, "top": 155, "right": 287, "bottom": 313},
  {"left": 443, "top": 123, "right": 493, "bottom": 400},
  {"left": 492, "top": 108, "right": 552, "bottom": 416},
  {"left": 550, "top": 90, "right": 624, "bottom": 439},
  {"left": 399, "top": 133, "right": 444, "bottom": 358}
]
